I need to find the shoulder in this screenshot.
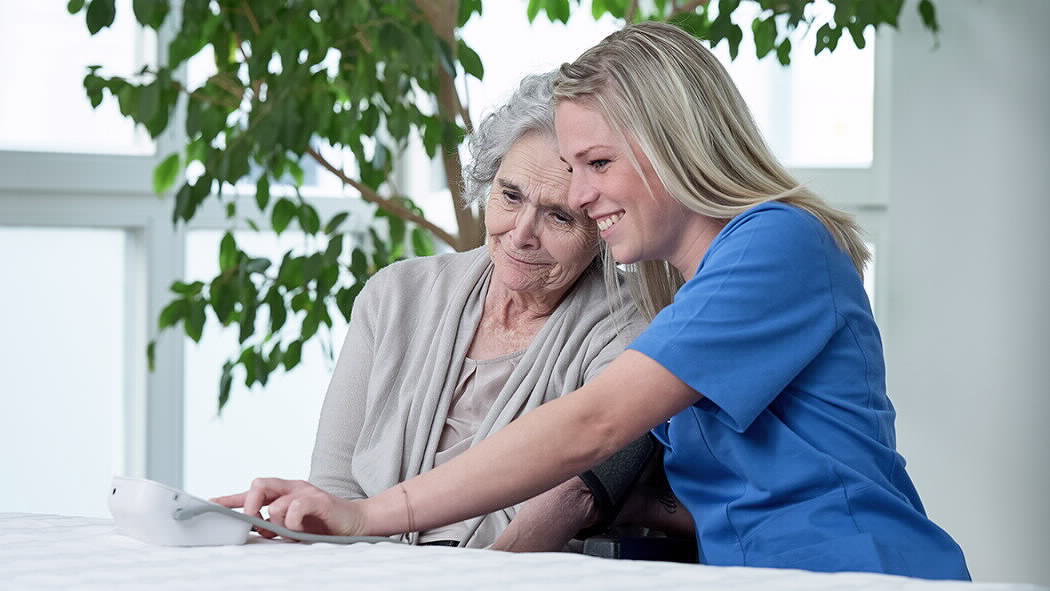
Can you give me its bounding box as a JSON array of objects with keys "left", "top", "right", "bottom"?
[
  {"left": 722, "top": 201, "right": 828, "bottom": 246},
  {"left": 353, "top": 248, "right": 488, "bottom": 320},
  {"left": 573, "top": 268, "right": 648, "bottom": 346},
  {"left": 366, "top": 247, "right": 486, "bottom": 292},
  {"left": 703, "top": 201, "right": 834, "bottom": 274}
]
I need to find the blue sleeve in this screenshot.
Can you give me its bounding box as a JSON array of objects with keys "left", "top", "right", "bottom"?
[{"left": 630, "top": 205, "right": 839, "bottom": 432}]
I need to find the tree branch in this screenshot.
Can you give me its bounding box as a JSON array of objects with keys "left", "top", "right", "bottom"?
[
  {"left": 240, "top": 0, "right": 262, "bottom": 36},
  {"left": 626, "top": 0, "right": 639, "bottom": 23},
  {"left": 305, "top": 147, "right": 461, "bottom": 249},
  {"left": 414, "top": 0, "right": 484, "bottom": 250}
]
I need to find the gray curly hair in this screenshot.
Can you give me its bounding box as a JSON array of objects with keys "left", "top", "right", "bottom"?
[{"left": 462, "top": 71, "right": 558, "bottom": 207}]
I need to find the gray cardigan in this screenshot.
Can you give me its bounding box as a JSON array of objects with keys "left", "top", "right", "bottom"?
[{"left": 309, "top": 247, "right": 643, "bottom": 547}]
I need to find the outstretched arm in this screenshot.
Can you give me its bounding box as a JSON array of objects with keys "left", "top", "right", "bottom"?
[{"left": 215, "top": 350, "right": 701, "bottom": 538}]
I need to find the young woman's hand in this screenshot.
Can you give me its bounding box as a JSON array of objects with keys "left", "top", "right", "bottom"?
[{"left": 212, "top": 478, "right": 367, "bottom": 539}]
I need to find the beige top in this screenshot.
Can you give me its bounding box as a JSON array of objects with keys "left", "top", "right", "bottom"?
[{"left": 419, "top": 351, "right": 525, "bottom": 544}]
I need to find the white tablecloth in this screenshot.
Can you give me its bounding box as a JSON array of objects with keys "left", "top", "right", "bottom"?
[{"left": 1, "top": 513, "right": 1043, "bottom": 591}]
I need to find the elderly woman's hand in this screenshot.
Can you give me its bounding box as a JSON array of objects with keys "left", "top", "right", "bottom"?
[{"left": 212, "top": 478, "right": 367, "bottom": 539}]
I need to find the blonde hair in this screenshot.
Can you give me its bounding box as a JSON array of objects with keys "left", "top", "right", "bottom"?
[{"left": 554, "top": 22, "right": 870, "bottom": 320}]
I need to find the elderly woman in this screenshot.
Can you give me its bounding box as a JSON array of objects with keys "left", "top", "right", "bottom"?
[{"left": 303, "top": 72, "right": 652, "bottom": 549}]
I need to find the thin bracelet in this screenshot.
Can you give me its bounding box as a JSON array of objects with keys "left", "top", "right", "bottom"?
[{"left": 400, "top": 484, "right": 416, "bottom": 533}]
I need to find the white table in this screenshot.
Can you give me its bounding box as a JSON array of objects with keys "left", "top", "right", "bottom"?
[{"left": 1, "top": 513, "right": 1043, "bottom": 591}]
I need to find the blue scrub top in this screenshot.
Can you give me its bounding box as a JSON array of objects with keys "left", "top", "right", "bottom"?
[{"left": 630, "top": 202, "right": 969, "bottom": 580}]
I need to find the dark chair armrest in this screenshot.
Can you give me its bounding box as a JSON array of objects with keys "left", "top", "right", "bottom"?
[{"left": 582, "top": 534, "right": 699, "bottom": 563}]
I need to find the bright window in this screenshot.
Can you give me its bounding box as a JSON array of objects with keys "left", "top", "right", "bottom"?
[
  {"left": 182, "top": 230, "right": 343, "bottom": 498},
  {"left": 0, "top": 0, "right": 155, "bottom": 155},
  {"left": 0, "top": 227, "right": 127, "bottom": 517}
]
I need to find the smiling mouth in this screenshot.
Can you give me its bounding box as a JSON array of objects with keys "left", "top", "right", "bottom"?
[{"left": 595, "top": 211, "right": 624, "bottom": 232}]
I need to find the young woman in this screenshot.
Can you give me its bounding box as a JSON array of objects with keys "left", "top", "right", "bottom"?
[{"left": 216, "top": 22, "right": 969, "bottom": 580}]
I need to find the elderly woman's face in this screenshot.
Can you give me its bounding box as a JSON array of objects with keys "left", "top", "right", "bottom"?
[{"left": 486, "top": 132, "right": 598, "bottom": 296}]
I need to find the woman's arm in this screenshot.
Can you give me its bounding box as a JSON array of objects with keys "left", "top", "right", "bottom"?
[
  {"left": 307, "top": 277, "right": 380, "bottom": 499},
  {"left": 215, "top": 350, "right": 701, "bottom": 538}
]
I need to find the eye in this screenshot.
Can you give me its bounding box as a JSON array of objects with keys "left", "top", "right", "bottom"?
[
  {"left": 589, "top": 159, "right": 610, "bottom": 171},
  {"left": 565, "top": 165, "right": 574, "bottom": 173},
  {"left": 502, "top": 191, "right": 523, "bottom": 204},
  {"left": 550, "top": 211, "right": 574, "bottom": 225}
]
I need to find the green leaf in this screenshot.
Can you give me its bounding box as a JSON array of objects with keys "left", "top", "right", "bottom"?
[
  {"left": 303, "top": 252, "right": 323, "bottom": 283},
  {"left": 411, "top": 227, "right": 435, "bottom": 257},
  {"left": 336, "top": 283, "right": 363, "bottom": 321},
  {"left": 370, "top": 229, "right": 389, "bottom": 269},
  {"left": 272, "top": 198, "right": 296, "bottom": 234},
  {"left": 324, "top": 234, "right": 344, "bottom": 264},
  {"left": 727, "top": 24, "right": 744, "bottom": 60},
  {"left": 218, "top": 362, "right": 233, "bottom": 411},
  {"left": 186, "top": 137, "right": 208, "bottom": 163},
  {"left": 277, "top": 254, "right": 305, "bottom": 287},
  {"left": 918, "top": 0, "right": 939, "bottom": 34},
  {"left": 457, "top": 40, "right": 484, "bottom": 80},
  {"left": 324, "top": 212, "right": 349, "bottom": 235},
  {"left": 172, "top": 184, "right": 191, "bottom": 223},
  {"left": 219, "top": 232, "right": 238, "bottom": 272},
  {"left": 153, "top": 152, "right": 181, "bottom": 194},
  {"left": 387, "top": 216, "right": 406, "bottom": 259},
  {"left": 86, "top": 0, "right": 116, "bottom": 34},
  {"left": 186, "top": 298, "right": 206, "bottom": 342},
  {"left": 210, "top": 275, "right": 236, "bottom": 324},
  {"left": 350, "top": 248, "right": 368, "bottom": 278},
  {"left": 255, "top": 175, "right": 270, "bottom": 211},
  {"left": 553, "top": 0, "right": 570, "bottom": 24},
  {"left": 68, "top": 0, "right": 86, "bottom": 14},
  {"left": 83, "top": 73, "right": 105, "bottom": 108},
  {"left": 301, "top": 305, "right": 321, "bottom": 340},
  {"left": 158, "top": 299, "right": 186, "bottom": 329},
  {"left": 297, "top": 203, "right": 321, "bottom": 234},
  {"left": 848, "top": 23, "right": 866, "bottom": 50},
  {"left": 284, "top": 339, "right": 303, "bottom": 370},
  {"left": 776, "top": 38, "right": 792, "bottom": 66},
  {"left": 146, "top": 341, "right": 156, "bottom": 372},
  {"left": 591, "top": 0, "right": 606, "bottom": 19},
  {"left": 527, "top": 0, "right": 541, "bottom": 22},
  {"left": 752, "top": 17, "right": 777, "bottom": 59},
  {"left": 288, "top": 160, "right": 305, "bottom": 187},
  {"left": 222, "top": 138, "right": 252, "bottom": 183},
  {"left": 318, "top": 264, "right": 339, "bottom": 297},
  {"left": 239, "top": 297, "right": 257, "bottom": 344},
  {"left": 267, "top": 288, "right": 287, "bottom": 334},
  {"left": 815, "top": 23, "right": 843, "bottom": 55},
  {"left": 133, "top": 0, "right": 169, "bottom": 30},
  {"left": 241, "top": 348, "right": 257, "bottom": 386},
  {"left": 171, "top": 280, "right": 204, "bottom": 295}
]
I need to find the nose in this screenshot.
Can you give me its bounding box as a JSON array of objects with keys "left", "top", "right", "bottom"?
[
  {"left": 568, "top": 171, "right": 597, "bottom": 213},
  {"left": 509, "top": 210, "right": 541, "bottom": 250}
]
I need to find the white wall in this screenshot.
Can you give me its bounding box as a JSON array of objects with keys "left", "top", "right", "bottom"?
[{"left": 884, "top": 1, "right": 1050, "bottom": 585}]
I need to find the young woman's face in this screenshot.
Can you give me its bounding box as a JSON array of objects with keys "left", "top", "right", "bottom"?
[{"left": 555, "top": 101, "right": 692, "bottom": 267}]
